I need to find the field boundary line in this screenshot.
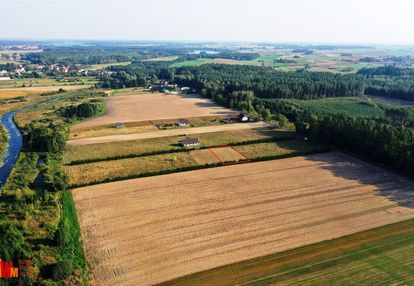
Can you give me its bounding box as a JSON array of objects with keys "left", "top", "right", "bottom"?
[
  {"left": 208, "top": 148, "right": 224, "bottom": 163},
  {"left": 230, "top": 145, "right": 250, "bottom": 160}
]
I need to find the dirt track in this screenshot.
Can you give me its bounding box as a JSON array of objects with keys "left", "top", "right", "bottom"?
[
  {"left": 72, "top": 152, "right": 414, "bottom": 286},
  {"left": 72, "top": 92, "right": 237, "bottom": 129},
  {"left": 67, "top": 122, "right": 269, "bottom": 146}
]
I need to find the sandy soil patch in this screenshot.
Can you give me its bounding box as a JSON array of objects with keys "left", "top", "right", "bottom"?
[
  {"left": 67, "top": 122, "right": 269, "bottom": 146},
  {"left": 73, "top": 152, "right": 414, "bottom": 285},
  {"left": 72, "top": 92, "right": 237, "bottom": 129}
]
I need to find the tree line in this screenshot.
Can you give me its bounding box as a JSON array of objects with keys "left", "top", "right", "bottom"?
[
  {"left": 358, "top": 66, "right": 414, "bottom": 101},
  {"left": 262, "top": 99, "right": 414, "bottom": 176}
]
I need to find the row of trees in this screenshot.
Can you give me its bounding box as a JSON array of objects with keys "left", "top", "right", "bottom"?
[
  {"left": 262, "top": 99, "right": 414, "bottom": 176},
  {"left": 99, "top": 62, "right": 172, "bottom": 89}
]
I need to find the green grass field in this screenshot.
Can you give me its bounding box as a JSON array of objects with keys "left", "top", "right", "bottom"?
[
  {"left": 59, "top": 191, "right": 88, "bottom": 284},
  {"left": 0, "top": 77, "right": 98, "bottom": 88},
  {"left": 160, "top": 218, "right": 414, "bottom": 286},
  {"left": 284, "top": 97, "right": 387, "bottom": 119},
  {"left": 87, "top": 62, "right": 131, "bottom": 71},
  {"left": 169, "top": 58, "right": 209, "bottom": 68}
]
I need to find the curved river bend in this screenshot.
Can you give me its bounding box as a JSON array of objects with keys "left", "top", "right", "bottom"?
[{"left": 0, "top": 105, "right": 35, "bottom": 187}]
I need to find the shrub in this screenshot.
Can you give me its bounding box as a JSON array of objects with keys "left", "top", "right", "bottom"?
[
  {"left": 0, "top": 222, "right": 30, "bottom": 261},
  {"left": 52, "top": 260, "right": 73, "bottom": 280}
]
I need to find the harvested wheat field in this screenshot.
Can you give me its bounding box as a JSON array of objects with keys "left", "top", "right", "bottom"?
[
  {"left": 73, "top": 92, "right": 238, "bottom": 129},
  {"left": 0, "top": 85, "right": 91, "bottom": 99},
  {"left": 73, "top": 152, "right": 414, "bottom": 286}
]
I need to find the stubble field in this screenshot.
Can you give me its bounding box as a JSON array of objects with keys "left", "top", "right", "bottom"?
[
  {"left": 72, "top": 91, "right": 237, "bottom": 129},
  {"left": 72, "top": 152, "right": 414, "bottom": 286}
]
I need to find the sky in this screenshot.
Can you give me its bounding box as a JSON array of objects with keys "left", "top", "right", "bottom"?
[{"left": 1, "top": 0, "right": 414, "bottom": 45}]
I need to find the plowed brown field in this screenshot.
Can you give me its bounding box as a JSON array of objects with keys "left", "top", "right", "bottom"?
[{"left": 72, "top": 152, "right": 414, "bottom": 286}]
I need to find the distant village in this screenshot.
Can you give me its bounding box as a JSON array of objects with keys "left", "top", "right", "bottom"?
[
  {"left": 0, "top": 61, "right": 109, "bottom": 81},
  {"left": 0, "top": 50, "right": 111, "bottom": 81}
]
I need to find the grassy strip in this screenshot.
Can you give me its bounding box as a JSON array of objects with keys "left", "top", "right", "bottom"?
[
  {"left": 58, "top": 191, "right": 88, "bottom": 284},
  {"left": 70, "top": 147, "right": 330, "bottom": 188},
  {"left": 66, "top": 136, "right": 297, "bottom": 166},
  {"left": 0, "top": 125, "right": 7, "bottom": 159},
  {"left": 158, "top": 218, "right": 414, "bottom": 286},
  {"left": 2, "top": 152, "right": 39, "bottom": 192}
]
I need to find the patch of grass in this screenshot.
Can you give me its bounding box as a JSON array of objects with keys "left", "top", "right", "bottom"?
[
  {"left": 87, "top": 62, "right": 131, "bottom": 71},
  {"left": 0, "top": 77, "right": 97, "bottom": 89},
  {"left": 234, "top": 139, "right": 319, "bottom": 159},
  {"left": 160, "top": 218, "right": 414, "bottom": 286},
  {"left": 58, "top": 191, "right": 88, "bottom": 284},
  {"left": 284, "top": 97, "right": 387, "bottom": 119},
  {"left": 144, "top": 56, "right": 178, "bottom": 62},
  {"left": 0, "top": 125, "right": 7, "bottom": 160},
  {"left": 170, "top": 58, "right": 209, "bottom": 68}
]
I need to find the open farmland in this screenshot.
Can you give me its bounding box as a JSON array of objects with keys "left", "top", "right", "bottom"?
[
  {"left": 72, "top": 91, "right": 237, "bottom": 129},
  {"left": 64, "top": 127, "right": 291, "bottom": 164},
  {"left": 65, "top": 138, "right": 317, "bottom": 186},
  {"left": 0, "top": 77, "right": 97, "bottom": 88},
  {"left": 73, "top": 152, "right": 414, "bottom": 286},
  {"left": 164, "top": 218, "right": 414, "bottom": 286},
  {"left": 67, "top": 122, "right": 270, "bottom": 146},
  {"left": 69, "top": 115, "right": 233, "bottom": 140},
  {"left": 0, "top": 85, "right": 92, "bottom": 99}
]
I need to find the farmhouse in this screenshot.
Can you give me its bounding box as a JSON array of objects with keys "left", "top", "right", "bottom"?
[
  {"left": 176, "top": 118, "right": 190, "bottom": 127},
  {"left": 180, "top": 87, "right": 191, "bottom": 93},
  {"left": 239, "top": 113, "right": 249, "bottom": 122},
  {"left": 0, "top": 77, "right": 11, "bottom": 81},
  {"left": 179, "top": 138, "right": 199, "bottom": 147}
]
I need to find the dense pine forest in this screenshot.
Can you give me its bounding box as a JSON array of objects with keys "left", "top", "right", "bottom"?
[
  {"left": 173, "top": 65, "right": 365, "bottom": 100},
  {"left": 358, "top": 66, "right": 414, "bottom": 101}
]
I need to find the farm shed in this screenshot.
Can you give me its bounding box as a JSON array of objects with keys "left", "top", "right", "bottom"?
[
  {"left": 176, "top": 118, "right": 190, "bottom": 127},
  {"left": 239, "top": 113, "right": 249, "bottom": 122},
  {"left": 179, "top": 138, "right": 199, "bottom": 147}
]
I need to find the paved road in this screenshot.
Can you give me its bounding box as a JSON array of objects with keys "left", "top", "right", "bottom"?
[{"left": 67, "top": 122, "right": 270, "bottom": 146}]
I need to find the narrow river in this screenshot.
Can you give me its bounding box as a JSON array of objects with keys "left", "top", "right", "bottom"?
[{"left": 0, "top": 110, "right": 24, "bottom": 187}]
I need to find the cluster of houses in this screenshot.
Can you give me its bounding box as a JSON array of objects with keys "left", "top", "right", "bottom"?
[
  {"left": 149, "top": 80, "right": 195, "bottom": 95},
  {"left": 176, "top": 113, "right": 250, "bottom": 148},
  {"left": 0, "top": 65, "right": 26, "bottom": 79},
  {"left": 0, "top": 62, "right": 107, "bottom": 81}
]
